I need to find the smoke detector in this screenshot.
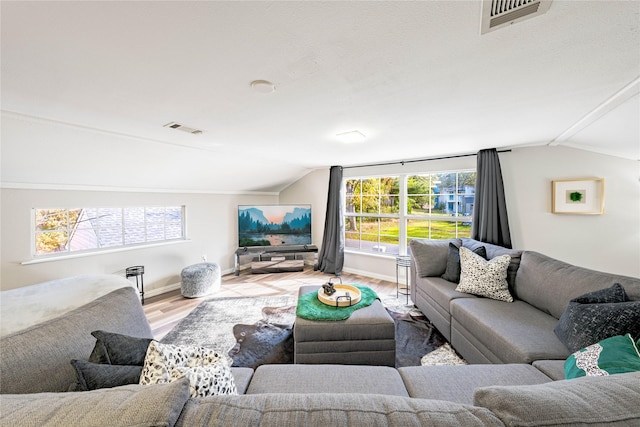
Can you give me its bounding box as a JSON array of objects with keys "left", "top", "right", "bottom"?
[
  {"left": 163, "top": 122, "right": 204, "bottom": 135},
  {"left": 481, "top": 0, "right": 552, "bottom": 34}
]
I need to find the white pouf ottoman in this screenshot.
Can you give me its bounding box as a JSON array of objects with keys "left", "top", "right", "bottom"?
[{"left": 180, "top": 262, "right": 221, "bottom": 298}]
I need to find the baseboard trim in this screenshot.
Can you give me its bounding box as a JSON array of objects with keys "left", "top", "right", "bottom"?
[
  {"left": 341, "top": 267, "right": 395, "bottom": 283},
  {"left": 144, "top": 282, "right": 181, "bottom": 298}
]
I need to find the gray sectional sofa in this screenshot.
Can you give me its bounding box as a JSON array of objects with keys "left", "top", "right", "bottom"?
[
  {"left": 1, "top": 274, "right": 639, "bottom": 426},
  {"left": 410, "top": 237, "right": 640, "bottom": 378}
]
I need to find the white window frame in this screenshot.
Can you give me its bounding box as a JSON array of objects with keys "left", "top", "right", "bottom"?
[
  {"left": 31, "top": 206, "right": 187, "bottom": 260},
  {"left": 344, "top": 169, "right": 475, "bottom": 257}
]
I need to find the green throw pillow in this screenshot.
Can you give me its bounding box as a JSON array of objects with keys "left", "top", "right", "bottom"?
[{"left": 565, "top": 334, "right": 640, "bottom": 379}]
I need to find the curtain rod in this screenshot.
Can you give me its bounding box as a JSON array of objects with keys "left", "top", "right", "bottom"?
[{"left": 342, "top": 149, "right": 511, "bottom": 169}]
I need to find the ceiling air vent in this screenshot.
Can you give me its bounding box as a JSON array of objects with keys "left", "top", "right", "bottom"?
[
  {"left": 163, "top": 122, "right": 204, "bottom": 135},
  {"left": 481, "top": 0, "right": 552, "bottom": 34}
]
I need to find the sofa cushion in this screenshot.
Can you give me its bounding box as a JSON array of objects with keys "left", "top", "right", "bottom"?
[
  {"left": 246, "top": 364, "right": 409, "bottom": 396},
  {"left": 0, "top": 378, "right": 191, "bottom": 427},
  {"left": 88, "top": 330, "right": 152, "bottom": 365},
  {"left": 461, "top": 238, "right": 522, "bottom": 290},
  {"left": 514, "top": 251, "right": 640, "bottom": 320},
  {"left": 70, "top": 360, "right": 142, "bottom": 391},
  {"left": 441, "top": 242, "right": 487, "bottom": 283},
  {"left": 398, "top": 364, "right": 551, "bottom": 405},
  {"left": 409, "top": 238, "right": 461, "bottom": 277},
  {"left": 140, "top": 341, "right": 237, "bottom": 397},
  {"left": 229, "top": 367, "right": 254, "bottom": 394},
  {"left": 416, "top": 277, "right": 478, "bottom": 316},
  {"left": 474, "top": 372, "right": 640, "bottom": 426},
  {"left": 565, "top": 334, "right": 640, "bottom": 379},
  {"left": 176, "top": 392, "right": 504, "bottom": 427},
  {"left": 532, "top": 360, "right": 566, "bottom": 381},
  {"left": 450, "top": 298, "right": 570, "bottom": 363},
  {"left": 456, "top": 247, "right": 513, "bottom": 302},
  {"left": 554, "top": 284, "right": 640, "bottom": 352}
]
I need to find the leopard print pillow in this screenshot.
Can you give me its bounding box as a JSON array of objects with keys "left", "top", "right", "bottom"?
[
  {"left": 140, "top": 341, "right": 237, "bottom": 397},
  {"left": 170, "top": 365, "right": 237, "bottom": 397},
  {"left": 456, "top": 246, "right": 513, "bottom": 302}
]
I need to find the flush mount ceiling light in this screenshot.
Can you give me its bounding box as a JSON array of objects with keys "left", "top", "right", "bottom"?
[
  {"left": 250, "top": 80, "right": 276, "bottom": 93},
  {"left": 336, "top": 130, "right": 366, "bottom": 143}
]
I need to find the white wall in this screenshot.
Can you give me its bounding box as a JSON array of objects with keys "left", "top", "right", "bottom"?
[
  {"left": 0, "top": 189, "right": 276, "bottom": 291},
  {"left": 502, "top": 145, "right": 639, "bottom": 277},
  {"left": 279, "top": 169, "right": 330, "bottom": 250},
  {"left": 289, "top": 147, "right": 640, "bottom": 281},
  {"left": 2, "top": 145, "right": 638, "bottom": 293}
]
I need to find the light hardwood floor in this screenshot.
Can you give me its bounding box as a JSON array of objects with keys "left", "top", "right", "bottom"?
[{"left": 143, "top": 268, "right": 400, "bottom": 340}]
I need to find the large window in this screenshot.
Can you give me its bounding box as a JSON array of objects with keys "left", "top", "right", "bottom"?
[
  {"left": 344, "top": 170, "right": 475, "bottom": 255},
  {"left": 33, "top": 206, "right": 185, "bottom": 257}
]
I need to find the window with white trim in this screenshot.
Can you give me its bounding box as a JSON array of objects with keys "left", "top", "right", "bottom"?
[
  {"left": 344, "top": 170, "right": 475, "bottom": 255},
  {"left": 33, "top": 206, "right": 186, "bottom": 257}
]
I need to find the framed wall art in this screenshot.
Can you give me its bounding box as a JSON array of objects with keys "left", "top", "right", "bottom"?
[{"left": 551, "top": 178, "right": 604, "bottom": 214}]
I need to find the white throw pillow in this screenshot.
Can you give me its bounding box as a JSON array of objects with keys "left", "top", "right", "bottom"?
[
  {"left": 140, "top": 341, "right": 237, "bottom": 397},
  {"left": 456, "top": 247, "right": 513, "bottom": 302}
]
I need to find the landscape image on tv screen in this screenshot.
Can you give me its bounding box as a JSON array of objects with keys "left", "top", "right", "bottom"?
[{"left": 238, "top": 205, "right": 312, "bottom": 247}]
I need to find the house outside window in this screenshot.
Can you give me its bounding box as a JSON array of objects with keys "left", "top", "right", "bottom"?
[
  {"left": 33, "top": 206, "right": 185, "bottom": 257},
  {"left": 344, "top": 170, "right": 475, "bottom": 255}
]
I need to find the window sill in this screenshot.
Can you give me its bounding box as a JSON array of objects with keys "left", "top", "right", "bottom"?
[
  {"left": 345, "top": 249, "right": 400, "bottom": 259},
  {"left": 22, "top": 239, "right": 192, "bottom": 265}
]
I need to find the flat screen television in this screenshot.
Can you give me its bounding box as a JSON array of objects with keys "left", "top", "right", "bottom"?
[{"left": 238, "top": 204, "right": 312, "bottom": 247}]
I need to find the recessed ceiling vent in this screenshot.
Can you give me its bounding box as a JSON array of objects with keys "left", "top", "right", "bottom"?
[
  {"left": 481, "top": 0, "right": 552, "bottom": 34},
  {"left": 163, "top": 122, "right": 204, "bottom": 135}
]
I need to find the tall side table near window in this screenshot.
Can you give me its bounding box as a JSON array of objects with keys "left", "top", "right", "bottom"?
[
  {"left": 126, "top": 266, "right": 145, "bottom": 304},
  {"left": 396, "top": 255, "right": 411, "bottom": 304}
]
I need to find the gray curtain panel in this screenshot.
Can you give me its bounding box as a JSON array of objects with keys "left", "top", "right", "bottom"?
[
  {"left": 318, "top": 166, "right": 344, "bottom": 274},
  {"left": 471, "top": 148, "right": 512, "bottom": 248}
]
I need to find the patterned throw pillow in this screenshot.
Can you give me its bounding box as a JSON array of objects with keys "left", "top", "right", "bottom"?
[
  {"left": 170, "top": 366, "right": 237, "bottom": 397},
  {"left": 565, "top": 334, "right": 640, "bottom": 379},
  {"left": 441, "top": 243, "right": 487, "bottom": 284},
  {"left": 456, "top": 247, "right": 513, "bottom": 302},
  {"left": 554, "top": 283, "right": 640, "bottom": 353},
  {"left": 89, "top": 330, "right": 153, "bottom": 365},
  {"left": 140, "top": 341, "right": 237, "bottom": 397}
]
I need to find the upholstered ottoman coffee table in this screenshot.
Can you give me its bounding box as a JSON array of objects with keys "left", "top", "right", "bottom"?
[{"left": 293, "top": 285, "right": 396, "bottom": 366}]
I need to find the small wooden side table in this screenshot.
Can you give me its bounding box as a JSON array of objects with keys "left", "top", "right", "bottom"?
[{"left": 395, "top": 255, "right": 411, "bottom": 304}]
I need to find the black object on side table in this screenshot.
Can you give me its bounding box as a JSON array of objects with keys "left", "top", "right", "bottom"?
[
  {"left": 126, "top": 266, "right": 145, "bottom": 304},
  {"left": 395, "top": 255, "right": 411, "bottom": 304}
]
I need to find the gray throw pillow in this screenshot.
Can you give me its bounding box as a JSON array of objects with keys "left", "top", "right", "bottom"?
[
  {"left": 441, "top": 242, "right": 487, "bottom": 283},
  {"left": 409, "top": 238, "right": 461, "bottom": 277},
  {"left": 89, "top": 330, "right": 153, "bottom": 365},
  {"left": 70, "top": 359, "right": 142, "bottom": 391},
  {"left": 554, "top": 284, "right": 640, "bottom": 353}
]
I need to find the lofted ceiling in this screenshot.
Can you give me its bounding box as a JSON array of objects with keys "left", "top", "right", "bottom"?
[{"left": 1, "top": 1, "right": 639, "bottom": 193}]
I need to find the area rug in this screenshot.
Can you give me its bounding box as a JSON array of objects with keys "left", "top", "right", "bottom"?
[
  {"left": 161, "top": 295, "right": 297, "bottom": 364},
  {"left": 161, "top": 295, "right": 466, "bottom": 369}
]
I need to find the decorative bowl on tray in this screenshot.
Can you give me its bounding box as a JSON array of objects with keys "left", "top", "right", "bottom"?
[{"left": 317, "top": 284, "right": 361, "bottom": 307}]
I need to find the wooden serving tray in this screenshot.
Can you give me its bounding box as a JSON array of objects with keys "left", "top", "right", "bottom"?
[{"left": 317, "top": 284, "right": 361, "bottom": 307}]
